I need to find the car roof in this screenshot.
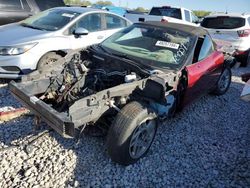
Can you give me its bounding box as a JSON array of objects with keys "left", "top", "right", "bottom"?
[
  {"left": 205, "top": 13, "right": 250, "bottom": 18},
  {"left": 151, "top": 6, "right": 188, "bottom": 10},
  {"left": 138, "top": 21, "right": 207, "bottom": 37},
  {"left": 52, "top": 6, "right": 107, "bottom": 14}
]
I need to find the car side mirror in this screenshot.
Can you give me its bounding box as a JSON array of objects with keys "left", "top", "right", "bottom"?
[{"left": 73, "top": 28, "right": 89, "bottom": 36}]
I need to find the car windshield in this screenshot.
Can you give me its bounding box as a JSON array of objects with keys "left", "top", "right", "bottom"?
[
  {"left": 201, "top": 17, "right": 245, "bottom": 29},
  {"left": 101, "top": 24, "right": 195, "bottom": 69},
  {"left": 20, "top": 9, "right": 80, "bottom": 31}
]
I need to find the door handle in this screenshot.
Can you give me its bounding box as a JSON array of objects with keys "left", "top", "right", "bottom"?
[{"left": 97, "top": 36, "right": 104, "bottom": 39}]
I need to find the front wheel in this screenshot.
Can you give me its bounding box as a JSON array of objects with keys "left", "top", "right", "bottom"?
[
  {"left": 107, "top": 101, "right": 157, "bottom": 166},
  {"left": 37, "top": 52, "right": 62, "bottom": 70},
  {"left": 211, "top": 67, "right": 231, "bottom": 95}
]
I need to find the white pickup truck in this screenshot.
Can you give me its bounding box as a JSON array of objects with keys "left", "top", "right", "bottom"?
[{"left": 125, "top": 6, "right": 199, "bottom": 25}]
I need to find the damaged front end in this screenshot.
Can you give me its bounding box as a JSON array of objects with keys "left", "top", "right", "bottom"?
[{"left": 10, "top": 49, "right": 178, "bottom": 138}]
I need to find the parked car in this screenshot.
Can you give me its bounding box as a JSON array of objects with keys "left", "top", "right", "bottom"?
[
  {"left": 241, "top": 73, "right": 250, "bottom": 102},
  {"left": 201, "top": 13, "right": 250, "bottom": 66},
  {"left": 0, "top": 7, "right": 131, "bottom": 79},
  {"left": 10, "top": 22, "right": 232, "bottom": 165},
  {"left": 91, "top": 4, "right": 127, "bottom": 16},
  {"left": 0, "top": 0, "right": 65, "bottom": 25},
  {"left": 125, "top": 6, "right": 199, "bottom": 25}
]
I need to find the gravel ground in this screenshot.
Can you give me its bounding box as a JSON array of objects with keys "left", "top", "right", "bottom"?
[{"left": 0, "top": 66, "right": 249, "bottom": 187}]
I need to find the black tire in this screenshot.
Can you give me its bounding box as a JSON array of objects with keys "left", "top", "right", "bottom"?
[
  {"left": 242, "top": 50, "right": 250, "bottom": 67},
  {"left": 211, "top": 67, "right": 231, "bottom": 95},
  {"left": 239, "top": 55, "right": 248, "bottom": 67},
  {"left": 107, "top": 101, "right": 157, "bottom": 166},
  {"left": 37, "top": 52, "right": 62, "bottom": 70},
  {"left": 175, "top": 82, "right": 186, "bottom": 112},
  {"left": 236, "top": 50, "right": 250, "bottom": 67}
]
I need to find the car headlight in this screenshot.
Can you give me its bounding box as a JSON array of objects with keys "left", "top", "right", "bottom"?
[{"left": 0, "top": 43, "right": 38, "bottom": 55}]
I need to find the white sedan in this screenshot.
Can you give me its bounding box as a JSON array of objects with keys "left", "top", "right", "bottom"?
[{"left": 0, "top": 7, "right": 131, "bottom": 79}]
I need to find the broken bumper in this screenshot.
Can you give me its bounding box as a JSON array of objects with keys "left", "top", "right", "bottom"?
[{"left": 9, "top": 80, "right": 75, "bottom": 138}]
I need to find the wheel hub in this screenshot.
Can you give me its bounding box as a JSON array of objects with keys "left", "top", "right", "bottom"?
[
  {"left": 129, "top": 118, "right": 156, "bottom": 159},
  {"left": 218, "top": 69, "right": 230, "bottom": 91}
]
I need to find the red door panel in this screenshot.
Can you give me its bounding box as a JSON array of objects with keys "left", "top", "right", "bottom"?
[
  {"left": 183, "top": 51, "right": 224, "bottom": 106},
  {"left": 187, "top": 51, "right": 224, "bottom": 88}
]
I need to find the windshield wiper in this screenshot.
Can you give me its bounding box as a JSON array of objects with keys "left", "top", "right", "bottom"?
[{"left": 20, "top": 23, "right": 45, "bottom": 31}]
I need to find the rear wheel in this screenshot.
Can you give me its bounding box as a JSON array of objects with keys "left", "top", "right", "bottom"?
[
  {"left": 236, "top": 50, "right": 250, "bottom": 67},
  {"left": 37, "top": 52, "right": 62, "bottom": 70},
  {"left": 107, "top": 101, "right": 157, "bottom": 165},
  {"left": 245, "top": 50, "right": 250, "bottom": 67},
  {"left": 211, "top": 67, "right": 231, "bottom": 95}
]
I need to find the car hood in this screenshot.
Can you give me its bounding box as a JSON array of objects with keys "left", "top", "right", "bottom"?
[{"left": 0, "top": 23, "right": 55, "bottom": 46}]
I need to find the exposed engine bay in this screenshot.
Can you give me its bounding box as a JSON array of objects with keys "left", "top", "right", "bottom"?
[
  {"left": 39, "top": 51, "right": 149, "bottom": 112},
  {"left": 9, "top": 47, "right": 179, "bottom": 138}
]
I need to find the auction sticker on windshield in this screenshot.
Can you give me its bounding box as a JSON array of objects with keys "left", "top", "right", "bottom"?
[
  {"left": 62, "top": 13, "right": 75, "bottom": 18},
  {"left": 155, "top": 41, "right": 180, "bottom": 49}
]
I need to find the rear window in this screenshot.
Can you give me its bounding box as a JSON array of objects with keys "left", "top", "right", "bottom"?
[
  {"left": 149, "top": 7, "right": 182, "bottom": 19},
  {"left": 34, "top": 0, "right": 65, "bottom": 11},
  {"left": 201, "top": 17, "right": 245, "bottom": 29}
]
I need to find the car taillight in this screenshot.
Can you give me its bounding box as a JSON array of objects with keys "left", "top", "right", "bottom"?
[{"left": 237, "top": 29, "right": 250, "bottom": 37}]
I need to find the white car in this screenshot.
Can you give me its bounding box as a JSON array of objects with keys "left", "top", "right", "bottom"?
[
  {"left": 0, "top": 7, "right": 131, "bottom": 79},
  {"left": 125, "top": 6, "right": 199, "bottom": 26},
  {"left": 201, "top": 13, "right": 250, "bottom": 66}
]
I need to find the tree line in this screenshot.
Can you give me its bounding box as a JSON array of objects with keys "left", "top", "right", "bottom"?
[
  {"left": 63, "top": 1, "right": 211, "bottom": 17},
  {"left": 64, "top": 0, "right": 112, "bottom": 6}
]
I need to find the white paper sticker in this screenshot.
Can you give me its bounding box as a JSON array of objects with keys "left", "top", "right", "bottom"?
[
  {"left": 62, "top": 13, "right": 75, "bottom": 18},
  {"left": 155, "top": 41, "right": 180, "bottom": 49},
  {"left": 30, "top": 96, "right": 39, "bottom": 104}
]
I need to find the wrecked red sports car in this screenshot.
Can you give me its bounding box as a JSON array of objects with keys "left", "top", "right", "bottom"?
[{"left": 9, "top": 22, "right": 232, "bottom": 165}]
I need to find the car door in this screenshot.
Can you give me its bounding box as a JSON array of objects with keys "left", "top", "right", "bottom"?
[
  {"left": 103, "top": 13, "right": 130, "bottom": 39},
  {"left": 0, "top": 0, "right": 32, "bottom": 25},
  {"left": 67, "top": 13, "right": 107, "bottom": 50},
  {"left": 183, "top": 35, "right": 224, "bottom": 104}
]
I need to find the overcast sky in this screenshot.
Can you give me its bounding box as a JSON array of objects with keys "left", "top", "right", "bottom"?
[{"left": 88, "top": 0, "right": 250, "bottom": 13}]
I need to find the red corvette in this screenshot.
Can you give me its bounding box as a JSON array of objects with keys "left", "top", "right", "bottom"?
[{"left": 10, "top": 22, "right": 232, "bottom": 165}]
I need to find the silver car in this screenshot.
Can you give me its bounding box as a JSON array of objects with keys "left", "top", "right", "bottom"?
[{"left": 0, "top": 7, "right": 131, "bottom": 79}]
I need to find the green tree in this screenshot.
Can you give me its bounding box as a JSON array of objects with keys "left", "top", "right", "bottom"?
[
  {"left": 64, "top": 0, "right": 80, "bottom": 5},
  {"left": 80, "top": 1, "right": 92, "bottom": 6},
  {"left": 95, "top": 1, "right": 113, "bottom": 6},
  {"left": 134, "top": 7, "right": 148, "bottom": 13},
  {"left": 64, "top": 0, "right": 92, "bottom": 6},
  {"left": 64, "top": 0, "right": 71, "bottom": 4},
  {"left": 193, "top": 10, "right": 211, "bottom": 18}
]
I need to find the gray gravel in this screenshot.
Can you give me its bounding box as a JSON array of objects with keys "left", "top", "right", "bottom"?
[{"left": 0, "top": 66, "right": 250, "bottom": 187}]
